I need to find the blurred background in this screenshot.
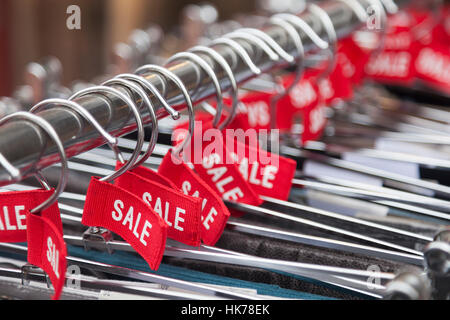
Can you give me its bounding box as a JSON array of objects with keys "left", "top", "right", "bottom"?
[{"left": 0, "top": 0, "right": 267, "bottom": 97}]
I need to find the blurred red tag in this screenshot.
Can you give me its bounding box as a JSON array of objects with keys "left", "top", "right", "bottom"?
[
  {"left": 26, "top": 210, "right": 67, "bottom": 300},
  {"left": 364, "top": 24, "right": 419, "bottom": 85}
]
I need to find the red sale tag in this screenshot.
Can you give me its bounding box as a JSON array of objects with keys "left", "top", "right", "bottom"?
[
  {"left": 226, "top": 138, "right": 297, "bottom": 201},
  {"left": 158, "top": 150, "right": 230, "bottom": 245},
  {"left": 338, "top": 36, "right": 371, "bottom": 85},
  {"left": 228, "top": 92, "right": 272, "bottom": 130},
  {"left": 282, "top": 74, "right": 320, "bottom": 111},
  {"left": 82, "top": 177, "right": 167, "bottom": 270},
  {"left": 26, "top": 209, "right": 67, "bottom": 300},
  {"left": 0, "top": 189, "right": 63, "bottom": 243},
  {"left": 172, "top": 120, "right": 263, "bottom": 207},
  {"left": 277, "top": 72, "right": 327, "bottom": 144},
  {"left": 364, "top": 26, "right": 419, "bottom": 85},
  {"left": 115, "top": 170, "right": 203, "bottom": 247},
  {"left": 120, "top": 163, "right": 179, "bottom": 190}
]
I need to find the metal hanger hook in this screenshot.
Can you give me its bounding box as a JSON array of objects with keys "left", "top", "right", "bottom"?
[
  {"left": 166, "top": 52, "right": 225, "bottom": 129},
  {"left": 135, "top": 65, "right": 195, "bottom": 160},
  {"left": 307, "top": 3, "right": 338, "bottom": 81},
  {"left": 69, "top": 85, "right": 145, "bottom": 182},
  {"left": 224, "top": 31, "right": 279, "bottom": 61},
  {"left": 103, "top": 78, "right": 158, "bottom": 170},
  {"left": 268, "top": 16, "right": 306, "bottom": 130}
]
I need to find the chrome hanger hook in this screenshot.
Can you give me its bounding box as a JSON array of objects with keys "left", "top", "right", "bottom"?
[
  {"left": 135, "top": 65, "right": 195, "bottom": 160},
  {"left": 239, "top": 27, "right": 294, "bottom": 63},
  {"left": 103, "top": 78, "right": 158, "bottom": 170},
  {"left": 273, "top": 14, "right": 329, "bottom": 50},
  {"left": 166, "top": 52, "right": 224, "bottom": 129},
  {"left": 211, "top": 37, "right": 262, "bottom": 75},
  {"left": 336, "top": 0, "right": 369, "bottom": 23},
  {"left": 69, "top": 85, "right": 145, "bottom": 182},
  {"left": 0, "top": 111, "right": 68, "bottom": 214},
  {"left": 116, "top": 73, "right": 180, "bottom": 120},
  {"left": 189, "top": 45, "right": 239, "bottom": 130},
  {"left": 307, "top": 3, "right": 338, "bottom": 81}
]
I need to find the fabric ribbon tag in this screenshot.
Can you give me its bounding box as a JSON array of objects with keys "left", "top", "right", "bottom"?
[
  {"left": 158, "top": 150, "right": 230, "bottom": 246},
  {"left": 0, "top": 189, "right": 62, "bottom": 242},
  {"left": 364, "top": 12, "right": 420, "bottom": 85},
  {"left": 178, "top": 121, "right": 263, "bottom": 206},
  {"left": 227, "top": 138, "right": 297, "bottom": 201},
  {"left": 115, "top": 170, "right": 202, "bottom": 247},
  {"left": 26, "top": 210, "right": 67, "bottom": 300},
  {"left": 82, "top": 177, "right": 167, "bottom": 270},
  {"left": 337, "top": 36, "right": 371, "bottom": 86}
]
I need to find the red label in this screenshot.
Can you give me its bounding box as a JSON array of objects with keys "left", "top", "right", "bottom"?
[
  {"left": 193, "top": 143, "right": 263, "bottom": 207},
  {"left": 227, "top": 139, "right": 297, "bottom": 200},
  {"left": 158, "top": 150, "right": 230, "bottom": 245},
  {"left": 117, "top": 162, "right": 179, "bottom": 190},
  {"left": 0, "top": 189, "right": 62, "bottom": 243},
  {"left": 364, "top": 31, "right": 419, "bottom": 85},
  {"left": 82, "top": 177, "right": 167, "bottom": 270},
  {"left": 26, "top": 210, "right": 67, "bottom": 300},
  {"left": 277, "top": 73, "right": 327, "bottom": 144},
  {"left": 338, "top": 37, "right": 371, "bottom": 85},
  {"left": 115, "top": 170, "right": 202, "bottom": 247},
  {"left": 173, "top": 121, "right": 263, "bottom": 207}
]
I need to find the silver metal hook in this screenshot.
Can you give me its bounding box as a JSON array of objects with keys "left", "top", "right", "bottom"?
[
  {"left": 224, "top": 31, "right": 280, "bottom": 61},
  {"left": 69, "top": 85, "right": 144, "bottom": 182},
  {"left": 30, "top": 98, "right": 118, "bottom": 152},
  {"left": 268, "top": 16, "right": 306, "bottom": 130},
  {"left": 116, "top": 73, "right": 180, "bottom": 120},
  {"left": 273, "top": 14, "right": 329, "bottom": 50},
  {"left": 0, "top": 111, "right": 68, "bottom": 214},
  {"left": 336, "top": 0, "right": 369, "bottom": 23},
  {"left": 166, "top": 52, "right": 224, "bottom": 129},
  {"left": 135, "top": 65, "right": 195, "bottom": 160},
  {"left": 365, "top": 0, "right": 388, "bottom": 56},
  {"left": 189, "top": 45, "right": 239, "bottom": 130},
  {"left": 379, "top": 0, "right": 398, "bottom": 14},
  {"left": 307, "top": 3, "right": 338, "bottom": 81},
  {"left": 103, "top": 78, "right": 158, "bottom": 170},
  {"left": 211, "top": 38, "right": 261, "bottom": 75},
  {"left": 239, "top": 27, "right": 294, "bottom": 63}
]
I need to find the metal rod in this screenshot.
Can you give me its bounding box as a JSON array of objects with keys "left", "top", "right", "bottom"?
[{"left": 0, "top": 0, "right": 410, "bottom": 184}]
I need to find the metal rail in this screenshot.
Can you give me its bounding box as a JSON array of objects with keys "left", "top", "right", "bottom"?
[{"left": 0, "top": 0, "right": 409, "bottom": 184}]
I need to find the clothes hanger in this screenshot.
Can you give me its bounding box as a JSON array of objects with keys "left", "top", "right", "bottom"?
[
  {"left": 0, "top": 111, "right": 263, "bottom": 301},
  {"left": 49, "top": 33, "right": 440, "bottom": 264},
  {"left": 0, "top": 112, "right": 436, "bottom": 298},
  {"left": 18, "top": 70, "right": 404, "bottom": 300}
]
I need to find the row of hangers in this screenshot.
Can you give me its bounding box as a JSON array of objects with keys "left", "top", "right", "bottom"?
[{"left": 0, "top": 0, "right": 448, "bottom": 300}]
